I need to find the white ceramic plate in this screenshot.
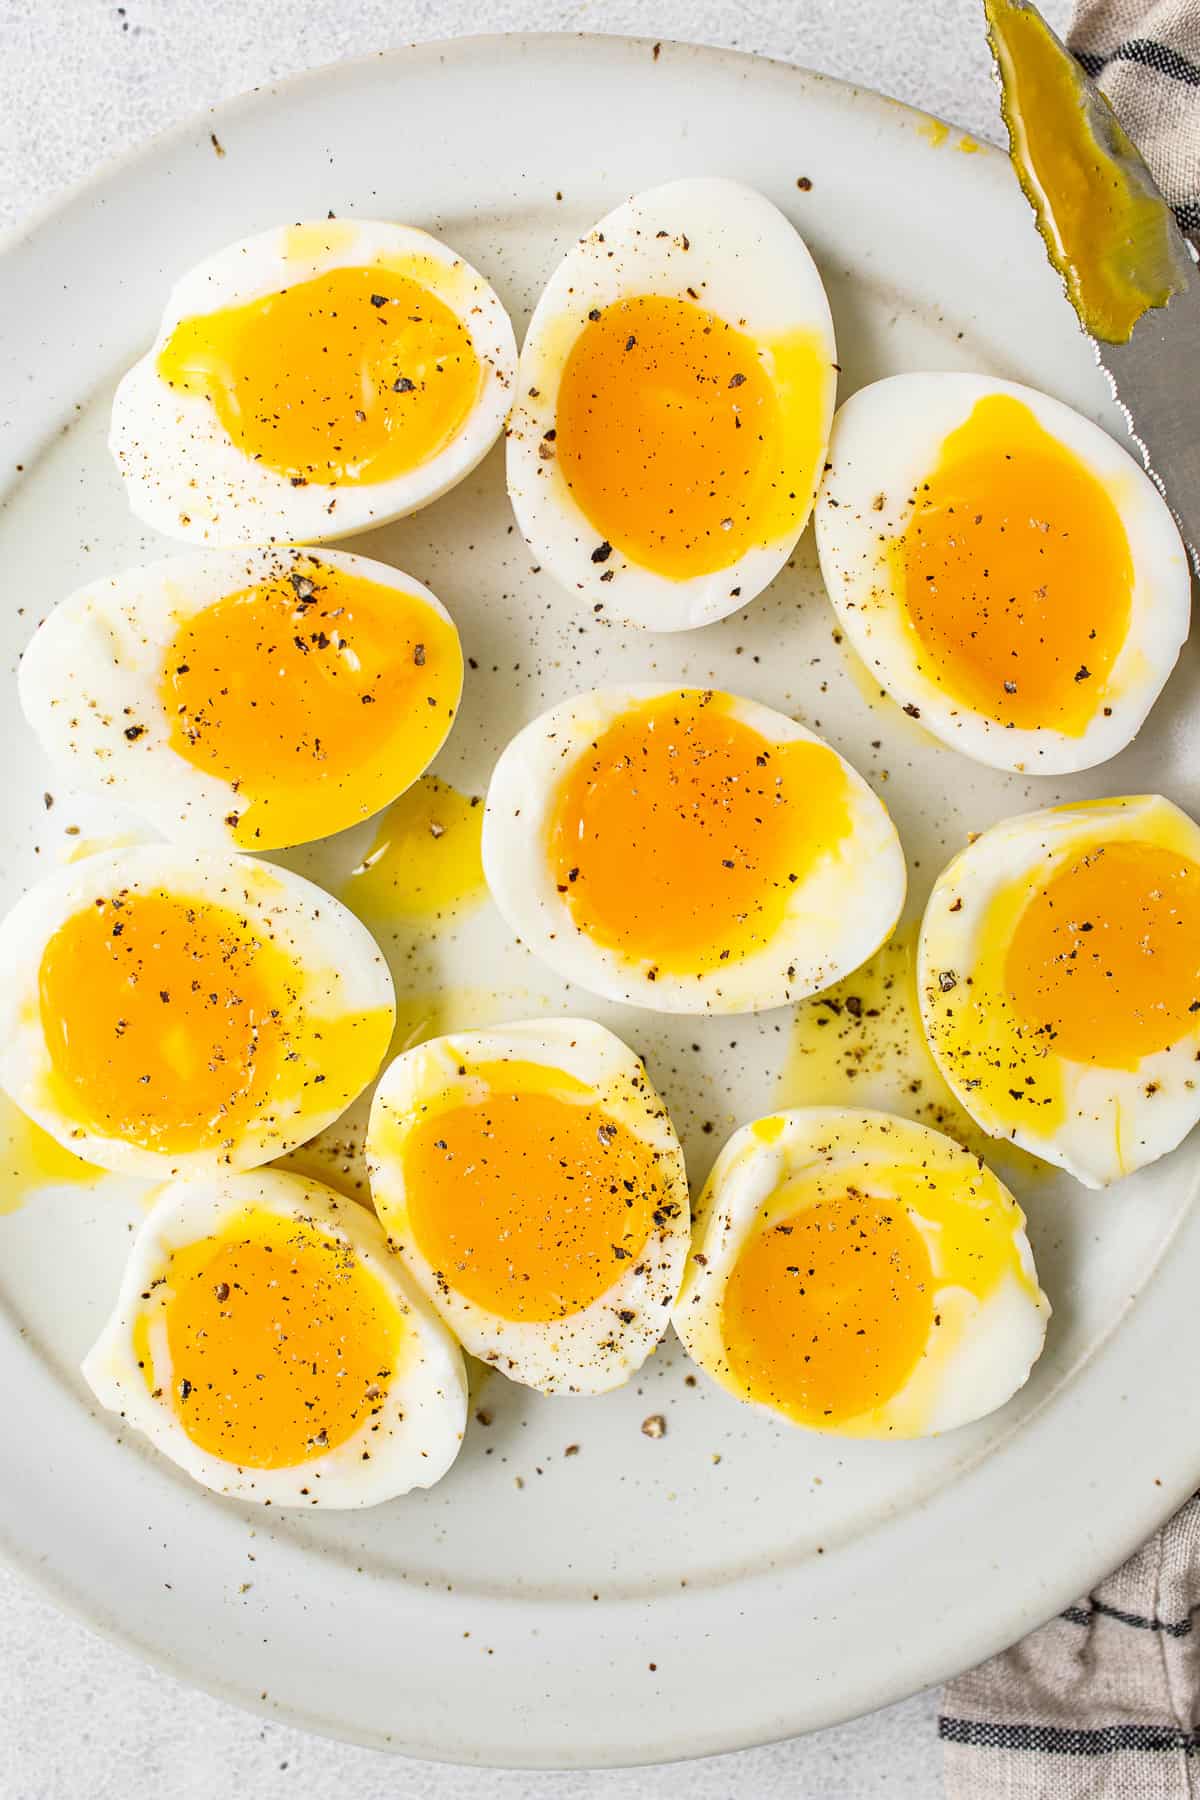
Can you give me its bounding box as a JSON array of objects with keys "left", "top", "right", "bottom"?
[{"left": 2, "top": 33, "right": 1199, "bottom": 1770}]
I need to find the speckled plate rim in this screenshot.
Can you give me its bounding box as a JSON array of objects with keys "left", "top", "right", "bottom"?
[{"left": 1, "top": 31, "right": 1199, "bottom": 1770}]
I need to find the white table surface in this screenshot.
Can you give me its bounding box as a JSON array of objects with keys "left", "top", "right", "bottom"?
[{"left": 0, "top": 1, "right": 1071, "bottom": 1794}]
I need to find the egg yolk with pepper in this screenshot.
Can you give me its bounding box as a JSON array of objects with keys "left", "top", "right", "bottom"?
[
  {"left": 555, "top": 295, "right": 830, "bottom": 578},
  {"left": 394, "top": 1060, "right": 669, "bottom": 1321},
  {"left": 545, "top": 690, "right": 852, "bottom": 974},
  {"left": 162, "top": 560, "right": 461, "bottom": 849},
  {"left": 1005, "top": 841, "right": 1200, "bottom": 1070},
  {"left": 722, "top": 1193, "right": 934, "bottom": 1426},
  {"left": 898, "top": 393, "right": 1133, "bottom": 734},
  {"left": 157, "top": 263, "right": 482, "bottom": 487},
  {"left": 37, "top": 888, "right": 384, "bottom": 1157},
  {"left": 149, "top": 1212, "right": 402, "bottom": 1469}
]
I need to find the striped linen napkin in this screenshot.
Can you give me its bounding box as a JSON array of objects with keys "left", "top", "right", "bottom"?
[{"left": 941, "top": 6, "right": 1200, "bottom": 1794}]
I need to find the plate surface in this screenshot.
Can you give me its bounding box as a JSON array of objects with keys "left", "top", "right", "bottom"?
[{"left": 2, "top": 32, "right": 1199, "bottom": 1770}]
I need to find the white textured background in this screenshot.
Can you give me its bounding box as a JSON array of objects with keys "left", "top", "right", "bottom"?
[{"left": 0, "top": 1, "right": 1069, "bottom": 1794}]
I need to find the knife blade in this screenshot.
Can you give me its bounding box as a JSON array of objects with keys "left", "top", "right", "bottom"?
[{"left": 984, "top": 0, "right": 1200, "bottom": 565}]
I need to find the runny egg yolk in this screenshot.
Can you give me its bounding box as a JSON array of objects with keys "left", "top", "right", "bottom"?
[
  {"left": 38, "top": 890, "right": 290, "bottom": 1154},
  {"left": 397, "top": 1060, "right": 666, "bottom": 1321},
  {"left": 154, "top": 1213, "right": 401, "bottom": 1469},
  {"left": 898, "top": 393, "right": 1133, "bottom": 733},
  {"left": 555, "top": 295, "right": 829, "bottom": 578},
  {"left": 161, "top": 563, "right": 461, "bottom": 848},
  {"left": 156, "top": 264, "right": 482, "bottom": 486},
  {"left": 721, "top": 1193, "right": 933, "bottom": 1426},
  {"left": 545, "top": 691, "right": 852, "bottom": 974},
  {"left": 1005, "top": 840, "right": 1200, "bottom": 1070}
]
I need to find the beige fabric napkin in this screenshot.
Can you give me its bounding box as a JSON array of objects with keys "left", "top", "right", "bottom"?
[{"left": 941, "top": 6, "right": 1200, "bottom": 1794}]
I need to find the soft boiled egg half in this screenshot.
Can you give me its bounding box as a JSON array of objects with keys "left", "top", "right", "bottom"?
[
  {"left": 84, "top": 1169, "right": 466, "bottom": 1507},
  {"left": 366, "top": 1020, "right": 690, "bottom": 1394},
  {"left": 482, "top": 685, "right": 905, "bottom": 1014},
  {"left": 919, "top": 795, "right": 1200, "bottom": 1187},
  {"left": 815, "top": 374, "right": 1189, "bottom": 773},
  {"left": 111, "top": 219, "right": 517, "bottom": 545},
  {"left": 0, "top": 847, "right": 394, "bottom": 1177},
  {"left": 507, "top": 178, "right": 837, "bottom": 631},
  {"left": 674, "top": 1108, "right": 1049, "bottom": 1438},
  {"left": 20, "top": 546, "right": 463, "bottom": 852}
]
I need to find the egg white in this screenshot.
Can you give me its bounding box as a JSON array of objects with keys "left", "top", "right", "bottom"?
[
  {"left": 507, "top": 177, "right": 837, "bottom": 631},
  {"left": 481, "top": 685, "right": 906, "bottom": 1015},
  {"left": 19, "top": 545, "right": 462, "bottom": 851},
  {"left": 815, "top": 372, "right": 1190, "bottom": 773},
  {"left": 110, "top": 219, "right": 517, "bottom": 546},
  {"left": 0, "top": 846, "right": 395, "bottom": 1178},
  {"left": 83, "top": 1168, "right": 466, "bottom": 1508},
  {"left": 673, "top": 1107, "right": 1050, "bottom": 1438},
  {"left": 918, "top": 795, "right": 1200, "bottom": 1187},
  {"left": 366, "top": 1018, "right": 690, "bottom": 1395}
]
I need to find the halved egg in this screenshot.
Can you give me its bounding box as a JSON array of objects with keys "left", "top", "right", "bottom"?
[
  {"left": 507, "top": 178, "right": 837, "bottom": 631},
  {"left": 20, "top": 546, "right": 463, "bottom": 852},
  {"left": 83, "top": 1169, "right": 466, "bottom": 1507},
  {"left": 366, "top": 1019, "right": 690, "bottom": 1394},
  {"left": 815, "top": 373, "right": 1189, "bottom": 772},
  {"left": 482, "top": 685, "right": 905, "bottom": 1014},
  {"left": 0, "top": 847, "right": 394, "bottom": 1177},
  {"left": 111, "top": 219, "right": 517, "bottom": 545},
  {"left": 673, "top": 1108, "right": 1049, "bottom": 1437},
  {"left": 919, "top": 795, "right": 1200, "bottom": 1186}
]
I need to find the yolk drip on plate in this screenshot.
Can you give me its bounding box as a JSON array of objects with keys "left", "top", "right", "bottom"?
[
  {"left": 156, "top": 264, "right": 482, "bottom": 486},
  {"left": 546, "top": 690, "right": 852, "bottom": 974},
  {"left": 37, "top": 888, "right": 386, "bottom": 1156},
  {"left": 721, "top": 1192, "right": 933, "bottom": 1426},
  {"left": 0, "top": 1092, "right": 103, "bottom": 1214},
  {"left": 344, "top": 775, "right": 485, "bottom": 924},
  {"left": 897, "top": 393, "right": 1132, "bottom": 734},
  {"left": 162, "top": 561, "right": 461, "bottom": 848},
  {"left": 396, "top": 1059, "right": 666, "bottom": 1321},
  {"left": 148, "top": 1211, "right": 401, "bottom": 1469},
  {"left": 1005, "top": 840, "right": 1200, "bottom": 1070},
  {"left": 555, "top": 295, "right": 829, "bottom": 578}
]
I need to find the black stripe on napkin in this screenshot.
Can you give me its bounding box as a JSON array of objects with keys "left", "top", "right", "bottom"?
[
  {"left": 939, "top": 1717, "right": 1200, "bottom": 1756},
  {"left": 1076, "top": 37, "right": 1200, "bottom": 88},
  {"left": 1061, "top": 1599, "right": 1200, "bottom": 1639}
]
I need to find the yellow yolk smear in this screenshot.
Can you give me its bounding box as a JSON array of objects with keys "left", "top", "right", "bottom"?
[
  {"left": 898, "top": 393, "right": 1132, "bottom": 735},
  {"left": 162, "top": 562, "right": 462, "bottom": 850},
  {"left": 555, "top": 295, "right": 829, "bottom": 578},
  {"left": 38, "top": 889, "right": 292, "bottom": 1156},
  {"left": 721, "top": 1193, "right": 934, "bottom": 1427},
  {"left": 158, "top": 1212, "right": 401, "bottom": 1469},
  {"left": 985, "top": 0, "right": 1190, "bottom": 343},
  {"left": 398, "top": 1060, "right": 666, "bottom": 1321},
  {"left": 344, "top": 775, "right": 485, "bottom": 924},
  {"left": 1005, "top": 840, "right": 1200, "bottom": 1071},
  {"left": 0, "top": 1092, "right": 103, "bottom": 1214},
  {"left": 546, "top": 691, "right": 852, "bottom": 975},
  {"left": 156, "top": 264, "right": 482, "bottom": 486}
]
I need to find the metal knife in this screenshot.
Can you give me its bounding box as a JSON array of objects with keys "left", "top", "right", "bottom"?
[{"left": 984, "top": 0, "right": 1200, "bottom": 565}]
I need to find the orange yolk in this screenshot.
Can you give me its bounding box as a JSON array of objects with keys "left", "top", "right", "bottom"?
[
  {"left": 545, "top": 691, "right": 852, "bottom": 974},
  {"left": 898, "top": 393, "right": 1132, "bottom": 734},
  {"left": 721, "top": 1194, "right": 933, "bottom": 1426},
  {"left": 555, "top": 294, "right": 828, "bottom": 578},
  {"left": 38, "top": 889, "right": 292, "bottom": 1155},
  {"left": 156, "top": 265, "right": 482, "bottom": 486},
  {"left": 400, "top": 1062, "right": 669, "bottom": 1321},
  {"left": 1005, "top": 840, "right": 1200, "bottom": 1070},
  {"left": 160, "top": 1214, "right": 400, "bottom": 1469},
  {"left": 162, "top": 562, "right": 461, "bottom": 849}
]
